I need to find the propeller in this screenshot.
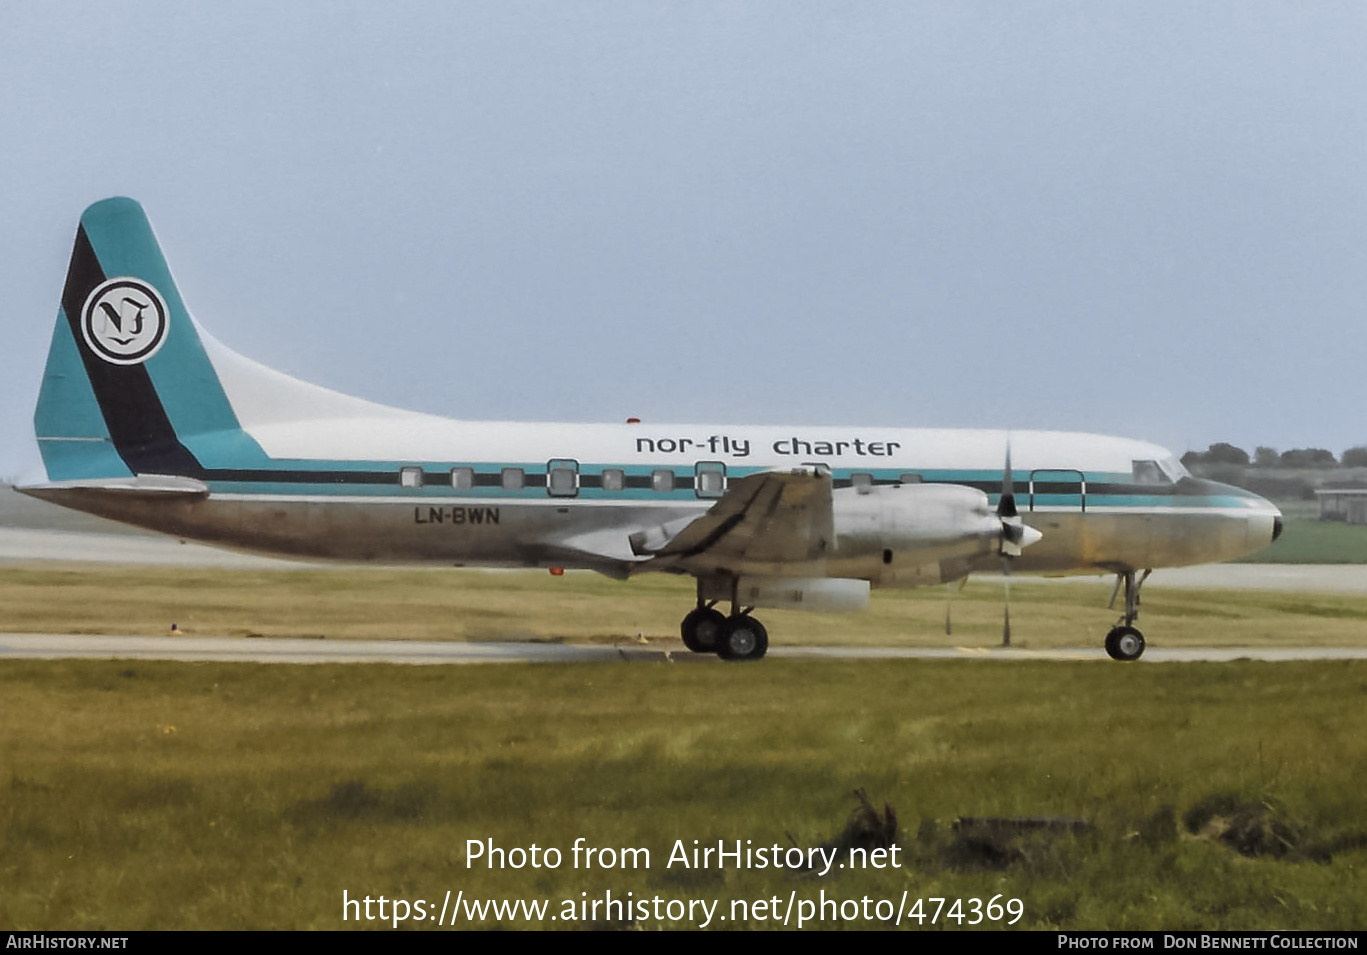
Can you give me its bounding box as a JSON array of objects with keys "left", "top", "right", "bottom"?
[
  {"left": 996, "top": 440, "right": 1042, "bottom": 646},
  {"left": 942, "top": 443, "right": 1042, "bottom": 642},
  {"left": 1000, "top": 443, "right": 1015, "bottom": 645},
  {"left": 998, "top": 443, "right": 1038, "bottom": 556}
]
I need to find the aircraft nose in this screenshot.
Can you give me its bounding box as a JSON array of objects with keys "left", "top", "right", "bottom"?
[
  {"left": 1246, "top": 494, "right": 1283, "bottom": 555},
  {"left": 1191, "top": 478, "right": 1282, "bottom": 561}
]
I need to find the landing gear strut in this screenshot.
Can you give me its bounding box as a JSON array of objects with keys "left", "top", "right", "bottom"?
[
  {"left": 1105, "top": 568, "right": 1150, "bottom": 661},
  {"left": 679, "top": 580, "right": 769, "bottom": 661}
]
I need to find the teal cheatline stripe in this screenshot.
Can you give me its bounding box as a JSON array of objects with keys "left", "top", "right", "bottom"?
[{"left": 180, "top": 427, "right": 279, "bottom": 469}]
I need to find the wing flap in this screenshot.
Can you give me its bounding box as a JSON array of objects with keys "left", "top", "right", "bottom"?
[{"left": 646, "top": 468, "right": 835, "bottom": 568}]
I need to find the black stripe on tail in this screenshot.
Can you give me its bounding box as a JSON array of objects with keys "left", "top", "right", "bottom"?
[{"left": 59, "top": 224, "right": 204, "bottom": 477}]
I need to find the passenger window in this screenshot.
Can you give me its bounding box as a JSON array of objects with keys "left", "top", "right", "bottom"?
[
  {"left": 400, "top": 466, "right": 423, "bottom": 488},
  {"left": 501, "top": 467, "right": 525, "bottom": 491},
  {"left": 695, "top": 461, "right": 726, "bottom": 499},
  {"left": 450, "top": 467, "right": 474, "bottom": 490},
  {"left": 547, "top": 459, "right": 579, "bottom": 498},
  {"left": 651, "top": 469, "right": 675, "bottom": 493},
  {"left": 899, "top": 473, "right": 922, "bottom": 484},
  {"left": 851, "top": 472, "right": 874, "bottom": 494},
  {"left": 601, "top": 468, "right": 625, "bottom": 492}
]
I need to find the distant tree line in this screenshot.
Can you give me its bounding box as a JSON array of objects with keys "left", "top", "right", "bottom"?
[{"left": 1182, "top": 443, "right": 1367, "bottom": 469}]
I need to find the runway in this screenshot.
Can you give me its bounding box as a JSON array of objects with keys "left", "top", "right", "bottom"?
[{"left": 4, "top": 632, "right": 1366, "bottom": 665}]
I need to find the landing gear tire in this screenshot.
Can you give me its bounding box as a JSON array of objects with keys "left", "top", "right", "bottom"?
[
  {"left": 1105, "top": 625, "right": 1146, "bottom": 662},
  {"left": 681, "top": 607, "right": 726, "bottom": 653},
  {"left": 717, "top": 614, "right": 768, "bottom": 662}
]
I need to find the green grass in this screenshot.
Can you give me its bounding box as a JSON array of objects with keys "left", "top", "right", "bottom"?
[
  {"left": 4, "top": 565, "right": 1367, "bottom": 651},
  {"left": 4, "top": 565, "right": 1367, "bottom": 930},
  {"left": 1237, "top": 518, "right": 1367, "bottom": 564},
  {"left": 3, "top": 658, "right": 1366, "bottom": 930}
]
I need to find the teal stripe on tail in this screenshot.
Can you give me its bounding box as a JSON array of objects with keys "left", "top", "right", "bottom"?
[{"left": 35, "top": 198, "right": 267, "bottom": 481}]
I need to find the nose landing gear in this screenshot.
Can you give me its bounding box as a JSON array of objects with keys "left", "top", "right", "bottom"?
[
  {"left": 1104, "top": 624, "right": 1145, "bottom": 661},
  {"left": 1105, "top": 568, "right": 1150, "bottom": 661}
]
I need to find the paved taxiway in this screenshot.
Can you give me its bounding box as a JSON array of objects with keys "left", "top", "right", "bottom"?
[
  {"left": 4, "top": 633, "right": 1367, "bottom": 665},
  {"left": 3, "top": 523, "right": 1366, "bottom": 665}
]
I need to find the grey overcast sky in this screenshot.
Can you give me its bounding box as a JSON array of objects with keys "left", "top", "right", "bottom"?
[{"left": 3, "top": 1, "right": 1365, "bottom": 482}]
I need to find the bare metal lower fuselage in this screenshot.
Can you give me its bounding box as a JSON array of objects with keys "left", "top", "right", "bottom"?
[{"left": 25, "top": 480, "right": 1279, "bottom": 584}]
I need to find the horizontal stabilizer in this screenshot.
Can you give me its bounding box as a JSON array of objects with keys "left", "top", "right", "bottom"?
[{"left": 18, "top": 474, "right": 210, "bottom": 500}]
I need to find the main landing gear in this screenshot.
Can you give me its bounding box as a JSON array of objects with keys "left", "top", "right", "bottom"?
[
  {"left": 1105, "top": 568, "right": 1151, "bottom": 661},
  {"left": 680, "top": 606, "right": 725, "bottom": 653},
  {"left": 680, "top": 585, "right": 769, "bottom": 662}
]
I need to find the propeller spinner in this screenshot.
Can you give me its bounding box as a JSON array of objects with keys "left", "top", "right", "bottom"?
[{"left": 998, "top": 444, "right": 1042, "bottom": 556}]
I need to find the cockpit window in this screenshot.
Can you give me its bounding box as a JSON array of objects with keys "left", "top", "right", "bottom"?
[
  {"left": 1132, "top": 457, "right": 1189, "bottom": 484},
  {"left": 1131, "top": 460, "right": 1168, "bottom": 485},
  {"left": 1158, "top": 455, "right": 1190, "bottom": 482}
]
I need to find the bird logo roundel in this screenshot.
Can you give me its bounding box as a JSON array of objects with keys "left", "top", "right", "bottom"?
[{"left": 81, "top": 278, "right": 170, "bottom": 365}]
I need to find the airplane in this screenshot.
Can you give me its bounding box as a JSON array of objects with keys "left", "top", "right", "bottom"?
[{"left": 20, "top": 197, "right": 1284, "bottom": 662}]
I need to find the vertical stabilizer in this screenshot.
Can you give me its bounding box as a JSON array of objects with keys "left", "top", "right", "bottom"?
[{"left": 34, "top": 198, "right": 262, "bottom": 482}]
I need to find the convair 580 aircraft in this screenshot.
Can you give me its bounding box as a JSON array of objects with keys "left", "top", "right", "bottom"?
[{"left": 23, "top": 198, "right": 1283, "bottom": 661}]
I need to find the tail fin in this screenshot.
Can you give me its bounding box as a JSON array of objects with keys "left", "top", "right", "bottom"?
[{"left": 34, "top": 198, "right": 256, "bottom": 482}]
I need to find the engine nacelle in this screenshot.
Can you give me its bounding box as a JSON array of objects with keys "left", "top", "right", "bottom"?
[{"left": 832, "top": 482, "right": 1003, "bottom": 569}]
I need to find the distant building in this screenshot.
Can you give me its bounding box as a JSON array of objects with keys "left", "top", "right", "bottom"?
[{"left": 1317, "top": 489, "right": 1367, "bottom": 525}]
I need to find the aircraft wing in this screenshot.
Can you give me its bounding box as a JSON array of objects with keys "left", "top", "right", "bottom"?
[{"left": 635, "top": 468, "right": 835, "bottom": 570}]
